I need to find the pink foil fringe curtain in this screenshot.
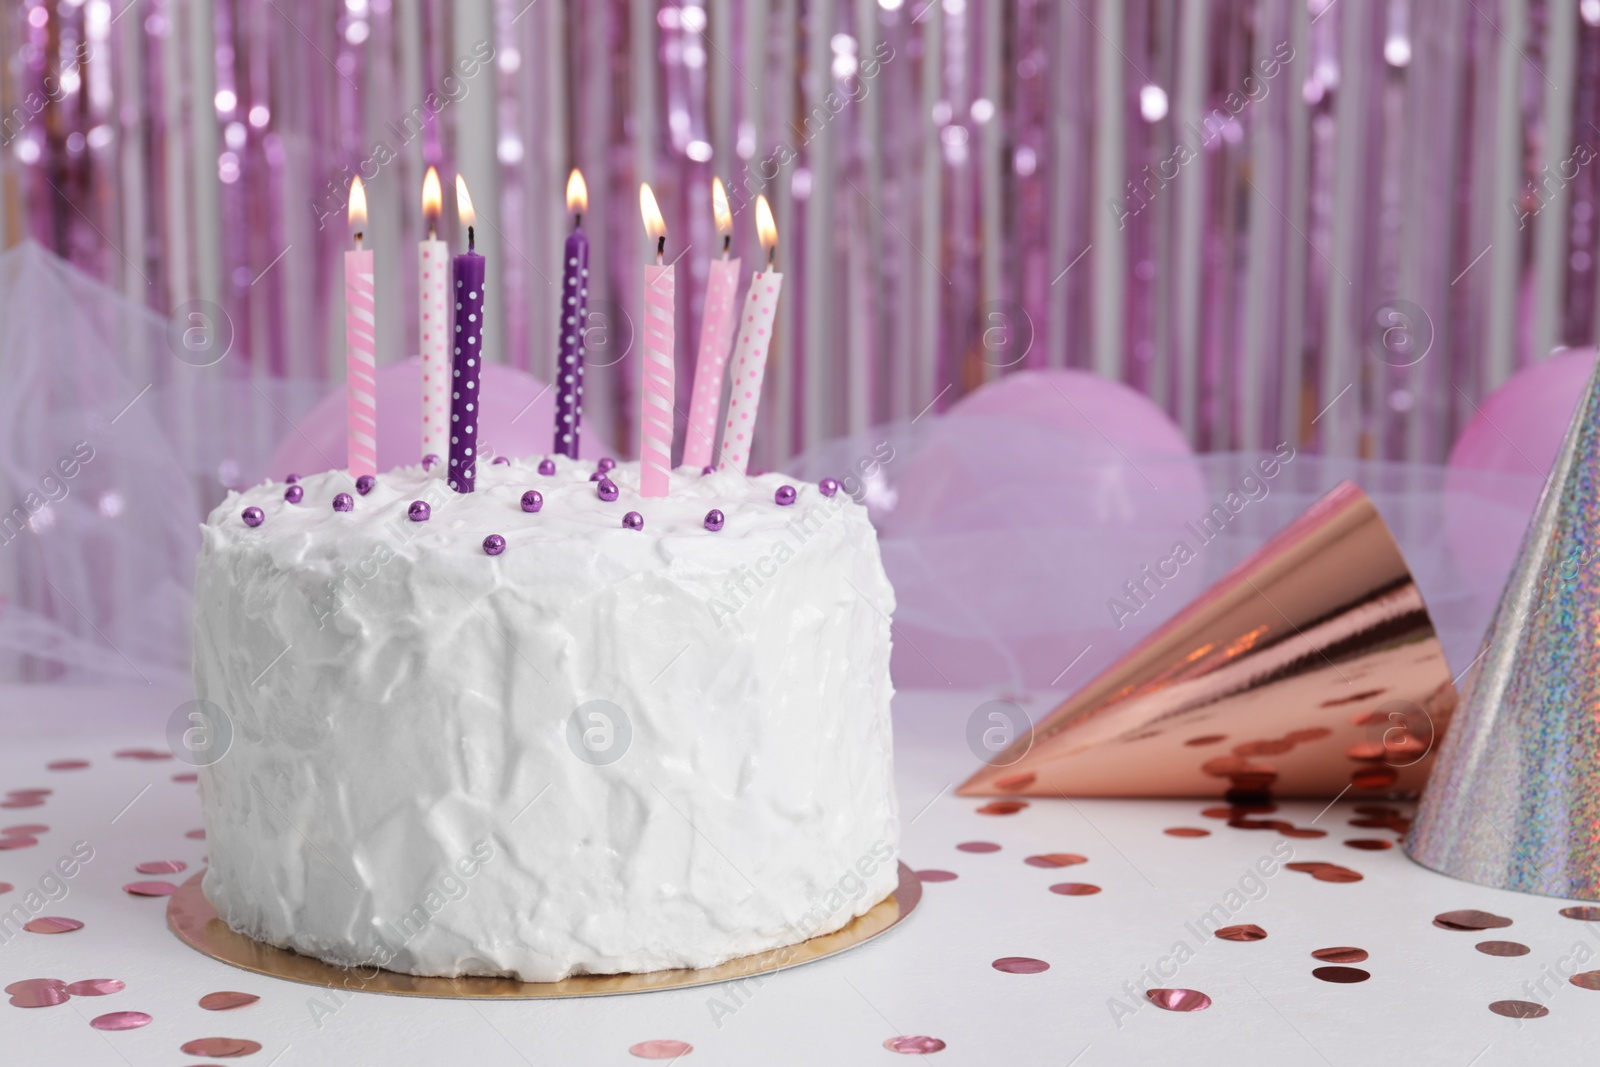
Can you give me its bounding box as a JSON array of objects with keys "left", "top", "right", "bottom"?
[{"left": 5, "top": 0, "right": 1600, "bottom": 471}]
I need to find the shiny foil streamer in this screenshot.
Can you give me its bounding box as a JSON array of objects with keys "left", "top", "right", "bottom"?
[
  {"left": 1475, "top": 941, "right": 1531, "bottom": 957},
  {"left": 1311, "top": 947, "right": 1368, "bottom": 963},
  {"left": 628, "top": 1039, "right": 693, "bottom": 1059},
  {"left": 1487, "top": 1001, "right": 1549, "bottom": 1020},
  {"left": 1409, "top": 360, "right": 1600, "bottom": 901},
  {"left": 179, "top": 1037, "right": 265, "bottom": 1057},
  {"left": 1432, "top": 910, "right": 1513, "bottom": 931},
  {"left": 1145, "top": 988, "right": 1212, "bottom": 1012},
  {"left": 991, "top": 957, "right": 1051, "bottom": 974},
  {"left": 199, "top": 992, "right": 261, "bottom": 1011},
  {"left": 89, "top": 1011, "right": 152, "bottom": 1030},
  {"left": 65, "top": 979, "right": 125, "bottom": 996},
  {"left": 883, "top": 1036, "right": 948, "bottom": 1054},
  {"left": 1214, "top": 924, "right": 1268, "bottom": 942},
  {"left": 1312, "top": 966, "right": 1370, "bottom": 983}
]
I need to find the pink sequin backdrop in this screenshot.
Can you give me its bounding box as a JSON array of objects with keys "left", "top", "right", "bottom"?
[{"left": 4, "top": 0, "right": 1600, "bottom": 467}]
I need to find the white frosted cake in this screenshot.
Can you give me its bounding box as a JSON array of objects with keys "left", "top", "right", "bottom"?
[{"left": 191, "top": 457, "right": 899, "bottom": 982}]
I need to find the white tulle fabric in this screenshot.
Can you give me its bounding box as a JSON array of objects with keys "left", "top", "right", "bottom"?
[{"left": 0, "top": 244, "right": 1545, "bottom": 692}]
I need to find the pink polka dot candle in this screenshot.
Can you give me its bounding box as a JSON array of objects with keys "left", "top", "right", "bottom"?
[
  {"left": 419, "top": 167, "right": 450, "bottom": 464},
  {"left": 682, "top": 177, "right": 740, "bottom": 470},
  {"left": 719, "top": 195, "right": 783, "bottom": 475}
]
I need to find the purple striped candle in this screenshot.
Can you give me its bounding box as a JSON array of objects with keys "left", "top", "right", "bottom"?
[
  {"left": 449, "top": 175, "right": 486, "bottom": 494},
  {"left": 555, "top": 169, "right": 589, "bottom": 458}
]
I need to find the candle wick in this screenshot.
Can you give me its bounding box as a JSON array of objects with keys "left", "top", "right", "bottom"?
[
  {"left": 722, "top": 234, "right": 731, "bottom": 255},
  {"left": 767, "top": 248, "right": 775, "bottom": 268},
  {"left": 574, "top": 212, "right": 583, "bottom": 229},
  {"left": 353, "top": 231, "right": 364, "bottom": 249},
  {"left": 656, "top": 235, "right": 666, "bottom": 261},
  {"left": 428, "top": 225, "right": 436, "bottom": 240},
  {"left": 468, "top": 225, "right": 476, "bottom": 252}
]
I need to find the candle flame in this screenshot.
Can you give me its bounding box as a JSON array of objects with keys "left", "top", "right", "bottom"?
[
  {"left": 421, "top": 166, "right": 442, "bottom": 226},
  {"left": 348, "top": 175, "right": 368, "bottom": 231},
  {"left": 455, "top": 174, "right": 475, "bottom": 229},
  {"left": 755, "top": 195, "right": 778, "bottom": 252},
  {"left": 639, "top": 182, "right": 667, "bottom": 241},
  {"left": 567, "top": 169, "right": 588, "bottom": 214},
  {"left": 712, "top": 177, "right": 732, "bottom": 236}
]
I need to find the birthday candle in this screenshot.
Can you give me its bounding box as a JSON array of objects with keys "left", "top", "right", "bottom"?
[
  {"left": 683, "top": 177, "right": 740, "bottom": 470},
  {"left": 719, "top": 196, "right": 783, "bottom": 475},
  {"left": 639, "top": 183, "right": 674, "bottom": 498},
  {"left": 555, "top": 169, "right": 589, "bottom": 458},
  {"left": 449, "top": 175, "right": 487, "bottom": 494},
  {"left": 419, "top": 167, "right": 449, "bottom": 463},
  {"left": 344, "top": 176, "right": 377, "bottom": 478}
]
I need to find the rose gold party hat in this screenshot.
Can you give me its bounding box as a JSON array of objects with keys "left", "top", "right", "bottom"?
[
  {"left": 1406, "top": 360, "right": 1600, "bottom": 900},
  {"left": 960, "top": 481, "right": 1457, "bottom": 799}
]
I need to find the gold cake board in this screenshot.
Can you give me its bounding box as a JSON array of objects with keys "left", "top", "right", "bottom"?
[{"left": 166, "top": 863, "right": 921, "bottom": 999}]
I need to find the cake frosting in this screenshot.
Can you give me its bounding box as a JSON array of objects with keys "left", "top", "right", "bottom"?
[{"left": 191, "top": 457, "right": 899, "bottom": 982}]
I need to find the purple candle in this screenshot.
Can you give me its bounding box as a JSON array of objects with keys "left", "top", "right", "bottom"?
[
  {"left": 555, "top": 169, "right": 590, "bottom": 459},
  {"left": 449, "top": 175, "right": 486, "bottom": 494}
]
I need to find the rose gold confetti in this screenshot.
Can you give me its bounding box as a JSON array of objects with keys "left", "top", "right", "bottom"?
[
  {"left": 994, "top": 772, "right": 1035, "bottom": 791},
  {"left": 1345, "top": 741, "right": 1386, "bottom": 761},
  {"left": 1287, "top": 727, "right": 1332, "bottom": 743},
  {"left": 1350, "top": 766, "right": 1398, "bottom": 790},
  {"left": 1185, "top": 734, "right": 1228, "bottom": 746},
  {"left": 1311, "top": 947, "right": 1368, "bottom": 963},
  {"left": 1145, "top": 988, "right": 1212, "bottom": 1012},
  {"left": 1286, "top": 861, "right": 1328, "bottom": 872},
  {"left": 9, "top": 984, "right": 70, "bottom": 1008},
  {"left": 883, "top": 1036, "right": 947, "bottom": 1054},
  {"left": 628, "top": 1039, "right": 693, "bottom": 1059},
  {"left": 0, "top": 883, "right": 12, "bottom": 894},
  {"left": 66, "top": 979, "right": 125, "bottom": 996},
  {"left": 1048, "top": 882, "right": 1101, "bottom": 896},
  {"left": 1475, "top": 941, "right": 1531, "bottom": 957},
  {"left": 90, "top": 1010, "right": 152, "bottom": 1030},
  {"left": 1326, "top": 689, "right": 1386, "bottom": 708},
  {"left": 24, "top": 916, "right": 82, "bottom": 934},
  {"left": 1024, "top": 853, "right": 1087, "bottom": 868},
  {"left": 1312, "top": 966, "right": 1370, "bottom": 983},
  {"left": 122, "top": 881, "right": 178, "bottom": 897},
  {"left": 3, "top": 824, "right": 48, "bottom": 835},
  {"left": 180, "top": 1037, "right": 264, "bottom": 1057},
  {"left": 1164, "top": 827, "right": 1211, "bottom": 837},
  {"left": 0, "top": 799, "right": 43, "bottom": 809},
  {"left": 172, "top": 772, "right": 199, "bottom": 783},
  {"left": 199, "top": 992, "right": 260, "bottom": 1011},
  {"left": 1488, "top": 1000, "right": 1548, "bottom": 1019},
  {"left": 47, "top": 759, "right": 89, "bottom": 771},
  {"left": 113, "top": 748, "right": 172, "bottom": 761},
  {"left": 1354, "top": 804, "right": 1401, "bottom": 816},
  {"left": 0, "top": 837, "right": 38, "bottom": 849},
  {"left": 1215, "top": 924, "right": 1267, "bottom": 942},
  {"left": 992, "top": 956, "right": 1050, "bottom": 974},
  {"left": 135, "top": 860, "right": 187, "bottom": 875},
  {"left": 976, "top": 801, "right": 1029, "bottom": 816},
  {"left": 5, "top": 979, "right": 64, "bottom": 996},
  {"left": 915, "top": 870, "right": 958, "bottom": 883},
  {"left": 1311, "top": 866, "right": 1364, "bottom": 883},
  {"left": 1434, "top": 909, "right": 1513, "bottom": 931},
  {"left": 1559, "top": 906, "right": 1600, "bottom": 921},
  {"left": 185, "top": 828, "right": 207, "bottom": 840},
  {"left": 1344, "top": 839, "right": 1393, "bottom": 850},
  {"left": 1569, "top": 971, "right": 1600, "bottom": 990},
  {"left": 1277, "top": 827, "right": 1329, "bottom": 839}
]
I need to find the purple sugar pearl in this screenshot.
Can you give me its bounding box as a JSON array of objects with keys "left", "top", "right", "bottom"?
[
  {"left": 284, "top": 485, "right": 303, "bottom": 504},
  {"left": 422, "top": 453, "right": 441, "bottom": 471},
  {"left": 775, "top": 485, "right": 797, "bottom": 506},
  {"left": 492, "top": 456, "right": 510, "bottom": 466},
  {"left": 332, "top": 493, "right": 354, "bottom": 512},
  {"left": 818, "top": 477, "right": 839, "bottom": 497},
  {"left": 597, "top": 457, "right": 617, "bottom": 474},
  {"left": 483, "top": 534, "right": 506, "bottom": 556},
  {"left": 241, "top": 506, "right": 264, "bottom": 527},
  {"left": 597, "top": 478, "right": 619, "bottom": 502},
  {"left": 538, "top": 458, "right": 556, "bottom": 476},
  {"left": 589, "top": 470, "right": 604, "bottom": 482},
  {"left": 408, "top": 500, "right": 431, "bottom": 522},
  {"left": 704, "top": 509, "right": 725, "bottom": 531},
  {"left": 521, "top": 489, "right": 543, "bottom": 513},
  {"left": 701, "top": 465, "right": 716, "bottom": 475},
  {"left": 355, "top": 474, "right": 376, "bottom": 496},
  {"left": 285, "top": 473, "right": 300, "bottom": 484},
  {"left": 622, "top": 511, "right": 644, "bottom": 530}
]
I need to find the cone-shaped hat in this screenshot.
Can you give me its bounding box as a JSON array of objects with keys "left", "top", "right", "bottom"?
[
  {"left": 1407, "top": 361, "right": 1600, "bottom": 900},
  {"left": 959, "top": 481, "right": 1457, "bottom": 799}
]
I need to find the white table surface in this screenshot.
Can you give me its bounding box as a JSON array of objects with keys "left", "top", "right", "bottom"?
[{"left": 0, "top": 684, "right": 1595, "bottom": 1066}]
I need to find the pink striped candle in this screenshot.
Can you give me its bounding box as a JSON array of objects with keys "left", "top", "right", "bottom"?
[
  {"left": 344, "top": 176, "right": 377, "bottom": 478},
  {"left": 683, "top": 178, "right": 740, "bottom": 469},
  {"left": 720, "top": 196, "right": 784, "bottom": 475},
  {"left": 419, "top": 167, "right": 449, "bottom": 462},
  {"left": 639, "top": 183, "right": 674, "bottom": 498}
]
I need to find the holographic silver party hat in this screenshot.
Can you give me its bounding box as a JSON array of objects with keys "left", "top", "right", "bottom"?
[{"left": 1406, "top": 358, "right": 1600, "bottom": 901}]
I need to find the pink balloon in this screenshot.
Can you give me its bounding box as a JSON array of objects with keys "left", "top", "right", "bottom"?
[
  {"left": 947, "top": 369, "right": 1195, "bottom": 455},
  {"left": 265, "top": 356, "right": 608, "bottom": 481},
  {"left": 1445, "top": 348, "right": 1595, "bottom": 596}
]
